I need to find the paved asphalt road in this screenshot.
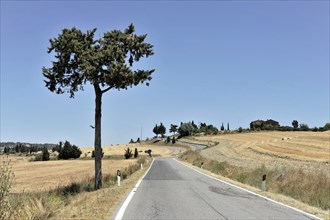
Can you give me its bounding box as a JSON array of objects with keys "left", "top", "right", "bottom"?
[
  {"left": 176, "top": 140, "right": 208, "bottom": 150},
  {"left": 118, "top": 157, "right": 318, "bottom": 220}
]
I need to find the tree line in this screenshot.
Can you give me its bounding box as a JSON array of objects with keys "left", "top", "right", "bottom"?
[{"left": 146, "top": 120, "right": 330, "bottom": 140}]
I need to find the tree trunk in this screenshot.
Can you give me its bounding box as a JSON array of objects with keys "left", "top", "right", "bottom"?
[{"left": 94, "top": 85, "right": 103, "bottom": 190}]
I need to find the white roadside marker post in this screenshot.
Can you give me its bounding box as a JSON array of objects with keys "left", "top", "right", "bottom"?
[
  {"left": 141, "top": 163, "right": 143, "bottom": 169},
  {"left": 262, "top": 174, "right": 266, "bottom": 191},
  {"left": 117, "top": 170, "right": 121, "bottom": 187}
]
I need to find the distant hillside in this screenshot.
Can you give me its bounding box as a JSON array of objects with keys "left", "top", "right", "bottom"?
[{"left": 0, "top": 142, "right": 56, "bottom": 153}]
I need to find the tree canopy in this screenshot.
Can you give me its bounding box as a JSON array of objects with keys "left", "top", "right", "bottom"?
[{"left": 43, "top": 24, "right": 154, "bottom": 98}]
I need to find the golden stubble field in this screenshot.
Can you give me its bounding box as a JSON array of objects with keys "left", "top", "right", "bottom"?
[
  {"left": 8, "top": 156, "right": 136, "bottom": 193},
  {"left": 8, "top": 143, "right": 179, "bottom": 193},
  {"left": 194, "top": 131, "right": 330, "bottom": 175}
]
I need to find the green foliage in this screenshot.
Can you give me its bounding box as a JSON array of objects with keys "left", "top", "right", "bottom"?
[
  {"left": 238, "top": 127, "right": 243, "bottom": 133},
  {"left": 34, "top": 153, "right": 43, "bottom": 161},
  {"left": 169, "top": 124, "right": 178, "bottom": 134},
  {"left": 227, "top": 123, "right": 230, "bottom": 131},
  {"left": 324, "top": 123, "right": 330, "bottom": 131},
  {"left": 220, "top": 122, "right": 225, "bottom": 131},
  {"left": 129, "top": 139, "right": 135, "bottom": 144},
  {"left": 199, "top": 123, "right": 219, "bottom": 135},
  {"left": 178, "top": 122, "right": 195, "bottom": 137},
  {"left": 292, "top": 120, "right": 298, "bottom": 129},
  {"left": 42, "top": 24, "right": 155, "bottom": 98},
  {"left": 153, "top": 124, "right": 160, "bottom": 137},
  {"left": 153, "top": 123, "right": 166, "bottom": 137},
  {"left": 62, "top": 183, "right": 81, "bottom": 196},
  {"left": 52, "top": 141, "right": 63, "bottom": 153},
  {"left": 124, "top": 147, "right": 133, "bottom": 159},
  {"left": 158, "top": 123, "right": 166, "bottom": 137},
  {"left": 191, "top": 121, "right": 198, "bottom": 130},
  {"left": 0, "top": 157, "right": 15, "bottom": 219},
  {"left": 278, "top": 126, "right": 293, "bottom": 131},
  {"left": 166, "top": 136, "right": 171, "bottom": 143},
  {"left": 58, "top": 141, "right": 82, "bottom": 160},
  {"left": 136, "top": 138, "right": 140, "bottom": 143},
  {"left": 134, "top": 148, "right": 138, "bottom": 158},
  {"left": 42, "top": 147, "right": 50, "bottom": 161},
  {"left": 299, "top": 123, "right": 310, "bottom": 131}
]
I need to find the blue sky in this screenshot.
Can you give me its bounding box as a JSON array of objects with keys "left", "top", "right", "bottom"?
[{"left": 1, "top": 1, "right": 329, "bottom": 147}]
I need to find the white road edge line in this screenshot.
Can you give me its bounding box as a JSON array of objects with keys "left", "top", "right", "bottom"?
[
  {"left": 174, "top": 158, "right": 322, "bottom": 220},
  {"left": 114, "top": 158, "right": 155, "bottom": 220}
]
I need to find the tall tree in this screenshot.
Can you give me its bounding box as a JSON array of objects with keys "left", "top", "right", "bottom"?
[
  {"left": 42, "top": 147, "right": 50, "bottom": 161},
  {"left": 42, "top": 24, "right": 154, "bottom": 189},
  {"left": 158, "top": 123, "right": 166, "bottom": 137},
  {"left": 221, "top": 122, "right": 225, "bottom": 131},
  {"left": 292, "top": 120, "right": 298, "bottom": 129},
  {"left": 227, "top": 123, "right": 230, "bottom": 131},
  {"left": 169, "top": 124, "right": 178, "bottom": 135},
  {"left": 153, "top": 124, "right": 160, "bottom": 137}
]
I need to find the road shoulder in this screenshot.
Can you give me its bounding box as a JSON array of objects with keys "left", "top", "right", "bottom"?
[{"left": 175, "top": 158, "right": 328, "bottom": 220}]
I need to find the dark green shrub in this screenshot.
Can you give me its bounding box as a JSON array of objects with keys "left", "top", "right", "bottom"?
[
  {"left": 42, "top": 147, "right": 50, "bottom": 161},
  {"left": 134, "top": 148, "right": 138, "bottom": 158},
  {"left": 58, "top": 141, "right": 82, "bottom": 160},
  {"left": 63, "top": 182, "right": 81, "bottom": 195},
  {"left": 124, "top": 147, "right": 133, "bottom": 159}
]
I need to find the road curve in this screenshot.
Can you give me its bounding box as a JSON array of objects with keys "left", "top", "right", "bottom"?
[
  {"left": 176, "top": 140, "right": 208, "bottom": 150},
  {"left": 117, "top": 157, "right": 318, "bottom": 220}
]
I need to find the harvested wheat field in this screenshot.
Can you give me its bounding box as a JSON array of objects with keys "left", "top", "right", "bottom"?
[
  {"left": 7, "top": 155, "right": 137, "bottom": 193},
  {"left": 8, "top": 143, "right": 180, "bottom": 193},
  {"left": 195, "top": 131, "right": 330, "bottom": 175}
]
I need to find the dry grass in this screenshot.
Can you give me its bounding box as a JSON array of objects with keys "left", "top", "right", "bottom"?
[
  {"left": 9, "top": 143, "right": 181, "bottom": 193},
  {"left": 4, "top": 155, "right": 152, "bottom": 219},
  {"left": 9, "top": 155, "right": 137, "bottom": 193},
  {"left": 195, "top": 131, "right": 330, "bottom": 175},
  {"left": 51, "top": 159, "right": 152, "bottom": 219},
  {"left": 2, "top": 143, "right": 183, "bottom": 219}
]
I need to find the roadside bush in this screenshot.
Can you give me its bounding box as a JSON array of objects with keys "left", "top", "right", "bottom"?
[
  {"left": 124, "top": 147, "right": 133, "bottom": 159},
  {"left": 0, "top": 157, "right": 15, "bottom": 219},
  {"left": 62, "top": 183, "right": 81, "bottom": 195},
  {"left": 134, "top": 148, "right": 138, "bottom": 158}
]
